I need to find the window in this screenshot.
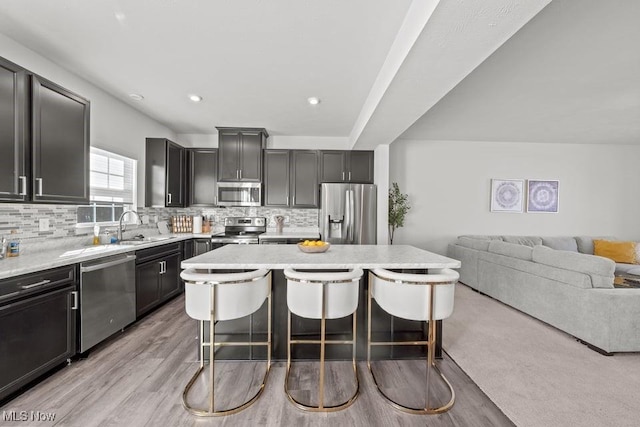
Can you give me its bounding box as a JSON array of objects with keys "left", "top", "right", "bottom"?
[{"left": 77, "top": 147, "right": 137, "bottom": 226}]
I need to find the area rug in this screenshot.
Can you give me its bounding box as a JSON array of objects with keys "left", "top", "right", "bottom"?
[{"left": 443, "top": 284, "right": 640, "bottom": 427}]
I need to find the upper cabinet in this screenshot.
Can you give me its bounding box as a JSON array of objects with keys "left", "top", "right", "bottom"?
[
  {"left": 216, "top": 127, "right": 268, "bottom": 182},
  {"left": 264, "top": 149, "right": 319, "bottom": 208},
  {"left": 0, "top": 57, "right": 28, "bottom": 202},
  {"left": 187, "top": 148, "right": 218, "bottom": 206},
  {"left": 319, "top": 150, "right": 374, "bottom": 184},
  {"left": 31, "top": 76, "right": 90, "bottom": 204},
  {"left": 1, "top": 56, "right": 90, "bottom": 204},
  {"left": 145, "top": 138, "right": 185, "bottom": 207}
]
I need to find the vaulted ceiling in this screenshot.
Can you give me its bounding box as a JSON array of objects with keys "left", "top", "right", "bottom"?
[{"left": 0, "top": 0, "right": 637, "bottom": 147}]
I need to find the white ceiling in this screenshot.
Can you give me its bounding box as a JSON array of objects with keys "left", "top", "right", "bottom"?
[{"left": 0, "top": 0, "right": 637, "bottom": 145}]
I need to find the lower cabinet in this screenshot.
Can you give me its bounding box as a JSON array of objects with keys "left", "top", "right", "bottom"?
[
  {"left": 0, "top": 266, "right": 77, "bottom": 402},
  {"left": 135, "top": 243, "right": 182, "bottom": 318}
]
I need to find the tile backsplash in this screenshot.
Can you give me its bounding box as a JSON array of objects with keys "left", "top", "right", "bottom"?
[{"left": 0, "top": 204, "right": 319, "bottom": 251}]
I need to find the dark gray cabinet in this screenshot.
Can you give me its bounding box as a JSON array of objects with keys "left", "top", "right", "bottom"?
[
  {"left": 145, "top": 138, "right": 185, "bottom": 207},
  {"left": 0, "top": 56, "right": 90, "bottom": 205},
  {"left": 320, "top": 150, "right": 374, "bottom": 184},
  {"left": 216, "top": 127, "right": 268, "bottom": 182},
  {"left": 192, "top": 238, "right": 213, "bottom": 256},
  {"left": 0, "top": 57, "right": 28, "bottom": 202},
  {"left": 187, "top": 148, "right": 218, "bottom": 206},
  {"left": 264, "top": 149, "right": 319, "bottom": 208},
  {"left": 31, "top": 75, "right": 90, "bottom": 204},
  {"left": 135, "top": 243, "right": 182, "bottom": 317},
  {"left": 0, "top": 266, "right": 77, "bottom": 401}
]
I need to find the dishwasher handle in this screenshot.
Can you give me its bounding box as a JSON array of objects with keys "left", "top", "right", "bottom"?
[{"left": 80, "top": 254, "right": 136, "bottom": 273}]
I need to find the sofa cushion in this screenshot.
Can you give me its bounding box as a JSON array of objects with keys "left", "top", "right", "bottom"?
[
  {"left": 593, "top": 240, "right": 638, "bottom": 264},
  {"left": 456, "top": 237, "right": 490, "bottom": 252},
  {"left": 615, "top": 263, "right": 640, "bottom": 276},
  {"left": 459, "top": 235, "right": 503, "bottom": 241},
  {"left": 502, "top": 236, "right": 543, "bottom": 247},
  {"left": 574, "top": 236, "right": 617, "bottom": 255},
  {"left": 488, "top": 240, "right": 533, "bottom": 261},
  {"left": 542, "top": 237, "right": 578, "bottom": 252},
  {"left": 532, "top": 245, "right": 614, "bottom": 288}
]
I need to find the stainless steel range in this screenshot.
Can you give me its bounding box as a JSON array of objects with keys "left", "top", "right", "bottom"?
[{"left": 211, "top": 217, "right": 266, "bottom": 246}]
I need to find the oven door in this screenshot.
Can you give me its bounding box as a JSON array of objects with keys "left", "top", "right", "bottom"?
[{"left": 217, "top": 183, "right": 261, "bottom": 207}]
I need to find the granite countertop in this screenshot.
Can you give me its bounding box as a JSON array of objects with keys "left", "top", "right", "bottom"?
[
  {"left": 182, "top": 244, "right": 461, "bottom": 270},
  {"left": 259, "top": 228, "right": 320, "bottom": 241},
  {"left": 0, "top": 233, "right": 207, "bottom": 280}
]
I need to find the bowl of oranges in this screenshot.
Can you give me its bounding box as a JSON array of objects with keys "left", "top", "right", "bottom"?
[{"left": 298, "top": 240, "right": 330, "bottom": 253}]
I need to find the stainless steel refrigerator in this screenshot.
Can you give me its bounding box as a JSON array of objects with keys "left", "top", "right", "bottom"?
[{"left": 320, "top": 183, "right": 377, "bottom": 244}]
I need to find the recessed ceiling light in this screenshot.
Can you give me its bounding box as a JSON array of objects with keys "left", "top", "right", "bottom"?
[
  {"left": 114, "top": 12, "right": 126, "bottom": 22},
  {"left": 129, "top": 93, "right": 144, "bottom": 101},
  {"left": 307, "top": 97, "right": 321, "bottom": 105},
  {"left": 189, "top": 94, "right": 203, "bottom": 102}
]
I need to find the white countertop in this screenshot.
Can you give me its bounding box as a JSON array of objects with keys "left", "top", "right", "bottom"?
[
  {"left": 0, "top": 234, "right": 201, "bottom": 280},
  {"left": 181, "top": 244, "right": 461, "bottom": 270}
]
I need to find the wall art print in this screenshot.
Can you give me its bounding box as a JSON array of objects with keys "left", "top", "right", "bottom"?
[
  {"left": 527, "top": 180, "right": 559, "bottom": 213},
  {"left": 490, "top": 179, "right": 524, "bottom": 213}
]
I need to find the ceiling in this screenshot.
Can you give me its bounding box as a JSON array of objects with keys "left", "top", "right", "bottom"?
[{"left": 1, "top": 0, "right": 636, "bottom": 146}]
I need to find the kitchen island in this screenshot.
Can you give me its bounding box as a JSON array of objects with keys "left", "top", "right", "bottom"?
[{"left": 181, "top": 244, "right": 461, "bottom": 360}]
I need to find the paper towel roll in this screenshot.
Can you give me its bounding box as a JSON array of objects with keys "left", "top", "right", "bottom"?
[{"left": 192, "top": 216, "right": 203, "bottom": 234}]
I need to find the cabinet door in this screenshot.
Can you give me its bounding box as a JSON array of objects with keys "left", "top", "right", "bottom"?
[
  {"left": 348, "top": 151, "right": 374, "bottom": 183},
  {"left": 264, "top": 150, "right": 290, "bottom": 206},
  {"left": 291, "top": 150, "right": 319, "bottom": 207},
  {"left": 218, "top": 130, "right": 240, "bottom": 181},
  {"left": 31, "top": 75, "right": 90, "bottom": 204},
  {"left": 0, "top": 285, "right": 76, "bottom": 401},
  {"left": 160, "top": 253, "right": 181, "bottom": 300},
  {"left": 238, "top": 131, "right": 263, "bottom": 181},
  {"left": 320, "top": 151, "right": 347, "bottom": 183},
  {"left": 166, "top": 141, "right": 184, "bottom": 207},
  {"left": 0, "top": 57, "right": 28, "bottom": 201},
  {"left": 193, "top": 239, "right": 212, "bottom": 256},
  {"left": 135, "top": 261, "right": 161, "bottom": 317},
  {"left": 187, "top": 149, "right": 217, "bottom": 206}
]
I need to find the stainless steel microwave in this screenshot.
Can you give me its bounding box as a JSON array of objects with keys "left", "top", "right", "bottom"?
[{"left": 217, "top": 182, "right": 262, "bottom": 207}]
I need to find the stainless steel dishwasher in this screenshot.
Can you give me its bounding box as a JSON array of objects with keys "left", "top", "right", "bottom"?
[{"left": 79, "top": 254, "right": 136, "bottom": 353}]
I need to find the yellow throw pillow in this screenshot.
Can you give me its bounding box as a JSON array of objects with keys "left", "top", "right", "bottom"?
[{"left": 593, "top": 240, "right": 638, "bottom": 264}]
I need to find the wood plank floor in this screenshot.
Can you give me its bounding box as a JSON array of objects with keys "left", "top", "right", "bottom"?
[{"left": 0, "top": 295, "right": 514, "bottom": 427}]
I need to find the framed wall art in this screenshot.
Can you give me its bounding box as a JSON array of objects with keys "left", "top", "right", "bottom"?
[
  {"left": 527, "top": 180, "right": 559, "bottom": 213},
  {"left": 490, "top": 179, "right": 524, "bottom": 213}
]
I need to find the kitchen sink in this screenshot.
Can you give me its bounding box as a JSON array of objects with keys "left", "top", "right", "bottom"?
[{"left": 118, "top": 236, "right": 174, "bottom": 245}]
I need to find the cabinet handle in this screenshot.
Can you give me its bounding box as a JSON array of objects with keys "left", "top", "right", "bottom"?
[
  {"left": 239, "top": 169, "right": 242, "bottom": 180},
  {"left": 19, "top": 176, "right": 27, "bottom": 196},
  {"left": 214, "top": 196, "right": 218, "bottom": 205},
  {"left": 159, "top": 261, "right": 164, "bottom": 274},
  {"left": 71, "top": 291, "right": 79, "bottom": 310},
  {"left": 348, "top": 171, "right": 351, "bottom": 181},
  {"left": 21, "top": 279, "right": 51, "bottom": 290},
  {"left": 342, "top": 171, "right": 345, "bottom": 181},
  {"left": 286, "top": 196, "right": 289, "bottom": 205},
  {"left": 167, "top": 193, "right": 172, "bottom": 205},
  {"left": 36, "top": 178, "right": 43, "bottom": 196}
]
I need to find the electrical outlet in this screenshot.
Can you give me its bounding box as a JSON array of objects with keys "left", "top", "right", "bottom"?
[
  {"left": 39, "top": 218, "right": 50, "bottom": 231},
  {"left": 142, "top": 215, "right": 150, "bottom": 225}
]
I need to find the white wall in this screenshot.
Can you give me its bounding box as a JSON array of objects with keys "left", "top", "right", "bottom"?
[
  {"left": 0, "top": 33, "right": 176, "bottom": 203},
  {"left": 374, "top": 145, "right": 389, "bottom": 244},
  {"left": 390, "top": 139, "right": 640, "bottom": 255}
]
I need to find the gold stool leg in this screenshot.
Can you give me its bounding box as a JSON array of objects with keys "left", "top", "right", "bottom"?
[
  {"left": 182, "top": 274, "right": 272, "bottom": 417},
  {"left": 285, "top": 282, "right": 359, "bottom": 412},
  {"left": 367, "top": 281, "right": 455, "bottom": 415}
]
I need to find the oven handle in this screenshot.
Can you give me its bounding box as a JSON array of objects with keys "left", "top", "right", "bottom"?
[{"left": 80, "top": 255, "right": 137, "bottom": 273}]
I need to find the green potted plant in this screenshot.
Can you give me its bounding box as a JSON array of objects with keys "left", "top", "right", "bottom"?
[{"left": 388, "top": 182, "right": 410, "bottom": 245}]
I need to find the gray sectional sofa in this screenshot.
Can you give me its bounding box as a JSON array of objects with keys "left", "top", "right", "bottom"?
[{"left": 447, "top": 235, "right": 640, "bottom": 353}]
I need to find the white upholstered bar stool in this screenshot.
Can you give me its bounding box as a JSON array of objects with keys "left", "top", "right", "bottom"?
[
  {"left": 179, "top": 268, "right": 272, "bottom": 417},
  {"left": 368, "top": 268, "right": 459, "bottom": 414},
  {"left": 283, "top": 268, "right": 364, "bottom": 412}
]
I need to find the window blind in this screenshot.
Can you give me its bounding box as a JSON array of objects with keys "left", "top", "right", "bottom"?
[{"left": 89, "top": 147, "right": 136, "bottom": 205}]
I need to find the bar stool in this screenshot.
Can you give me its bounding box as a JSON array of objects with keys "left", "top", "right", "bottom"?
[
  {"left": 368, "top": 268, "right": 459, "bottom": 414},
  {"left": 180, "top": 268, "right": 272, "bottom": 417},
  {"left": 283, "top": 268, "right": 363, "bottom": 412}
]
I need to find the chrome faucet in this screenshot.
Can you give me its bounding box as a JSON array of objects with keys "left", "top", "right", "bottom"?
[{"left": 117, "top": 210, "right": 142, "bottom": 241}]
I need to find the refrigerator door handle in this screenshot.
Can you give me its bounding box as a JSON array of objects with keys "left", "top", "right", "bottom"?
[
  {"left": 349, "top": 189, "right": 355, "bottom": 243},
  {"left": 344, "top": 189, "right": 350, "bottom": 243}
]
